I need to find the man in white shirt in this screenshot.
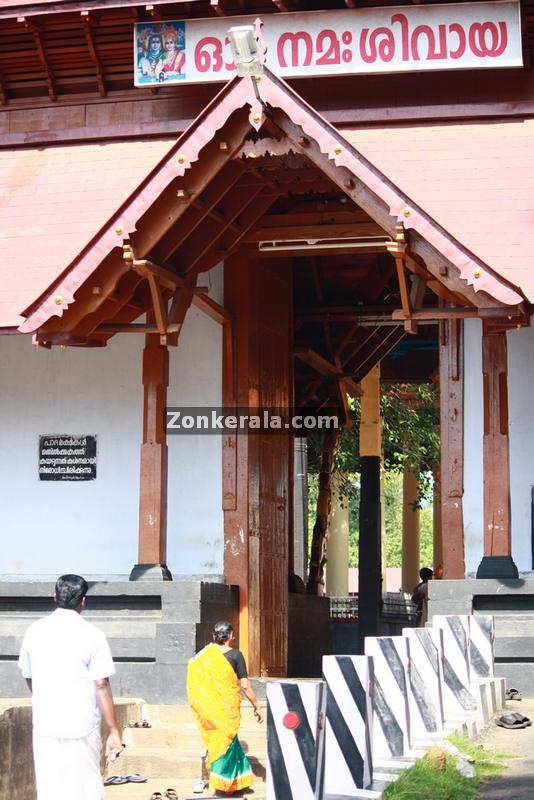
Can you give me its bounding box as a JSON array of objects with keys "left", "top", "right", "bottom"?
[{"left": 18, "top": 574, "right": 123, "bottom": 800}]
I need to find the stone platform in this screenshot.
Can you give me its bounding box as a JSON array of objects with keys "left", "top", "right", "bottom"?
[
  {"left": 428, "top": 578, "right": 534, "bottom": 697},
  {"left": 0, "top": 580, "right": 238, "bottom": 703}
]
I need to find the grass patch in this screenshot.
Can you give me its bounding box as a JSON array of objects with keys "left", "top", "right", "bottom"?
[{"left": 382, "top": 734, "right": 508, "bottom": 800}]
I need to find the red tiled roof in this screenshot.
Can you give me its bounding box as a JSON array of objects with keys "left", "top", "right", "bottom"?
[
  {"left": 0, "top": 138, "right": 175, "bottom": 328},
  {"left": 342, "top": 120, "right": 534, "bottom": 303},
  {"left": 2, "top": 71, "right": 530, "bottom": 334}
]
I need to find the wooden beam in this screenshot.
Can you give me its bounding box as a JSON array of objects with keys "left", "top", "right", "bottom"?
[
  {"left": 155, "top": 161, "right": 246, "bottom": 263},
  {"left": 245, "top": 221, "right": 384, "bottom": 242},
  {"left": 210, "top": 0, "right": 226, "bottom": 15},
  {"left": 180, "top": 184, "right": 265, "bottom": 274},
  {"left": 192, "top": 192, "right": 282, "bottom": 273},
  {"left": 269, "top": 110, "right": 512, "bottom": 310},
  {"left": 28, "top": 23, "right": 56, "bottom": 101},
  {"left": 146, "top": 273, "right": 168, "bottom": 334},
  {"left": 125, "top": 253, "right": 185, "bottom": 292},
  {"left": 439, "top": 318, "right": 465, "bottom": 578},
  {"left": 192, "top": 293, "right": 232, "bottom": 324},
  {"left": 137, "top": 325, "right": 169, "bottom": 568},
  {"left": 133, "top": 111, "right": 255, "bottom": 258},
  {"left": 294, "top": 347, "right": 337, "bottom": 376},
  {"left": 482, "top": 330, "right": 512, "bottom": 558},
  {"left": 391, "top": 307, "right": 514, "bottom": 321},
  {"left": 81, "top": 12, "right": 107, "bottom": 97},
  {"left": 387, "top": 225, "right": 412, "bottom": 325}
]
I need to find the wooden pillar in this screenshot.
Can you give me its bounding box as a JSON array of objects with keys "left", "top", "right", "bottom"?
[
  {"left": 326, "top": 475, "right": 349, "bottom": 597},
  {"left": 130, "top": 332, "right": 171, "bottom": 581},
  {"left": 439, "top": 319, "right": 465, "bottom": 578},
  {"left": 476, "top": 329, "right": 518, "bottom": 579},
  {"left": 358, "top": 363, "right": 382, "bottom": 651},
  {"left": 401, "top": 467, "right": 420, "bottom": 592},
  {"left": 224, "top": 251, "right": 292, "bottom": 676},
  {"left": 432, "top": 472, "right": 443, "bottom": 573}
]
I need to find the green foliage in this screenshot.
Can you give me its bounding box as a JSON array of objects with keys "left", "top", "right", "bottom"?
[
  {"left": 382, "top": 382, "right": 440, "bottom": 500},
  {"left": 307, "top": 382, "right": 440, "bottom": 498},
  {"left": 382, "top": 735, "right": 508, "bottom": 800},
  {"left": 308, "top": 468, "right": 434, "bottom": 569}
]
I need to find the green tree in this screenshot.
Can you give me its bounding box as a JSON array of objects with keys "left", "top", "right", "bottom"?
[{"left": 306, "top": 382, "right": 439, "bottom": 574}]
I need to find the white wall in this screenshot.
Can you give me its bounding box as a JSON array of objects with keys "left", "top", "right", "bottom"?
[
  {"left": 0, "top": 265, "right": 223, "bottom": 578},
  {"left": 463, "top": 319, "right": 534, "bottom": 574}
]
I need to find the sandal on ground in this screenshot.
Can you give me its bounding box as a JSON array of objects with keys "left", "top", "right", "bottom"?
[
  {"left": 496, "top": 713, "right": 531, "bottom": 729},
  {"left": 505, "top": 688, "right": 523, "bottom": 700},
  {"left": 511, "top": 712, "right": 531, "bottom": 726},
  {"left": 104, "top": 776, "right": 129, "bottom": 785},
  {"left": 126, "top": 774, "right": 147, "bottom": 782},
  {"left": 149, "top": 794, "right": 163, "bottom": 800},
  {"left": 164, "top": 790, "right": 179, "bottom": 799}
]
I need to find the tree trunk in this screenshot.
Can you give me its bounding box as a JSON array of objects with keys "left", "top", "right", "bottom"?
[{"left": 306, "top": 427, "right": 339, "bottom": 595}]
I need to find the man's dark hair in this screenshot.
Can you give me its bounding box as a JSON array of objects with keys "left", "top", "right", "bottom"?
[
  {"left": 213, "top": 621, "right": 233, "bottom": 644},
  {"left": 419, "top": 567, "right": 434, "bottom": 583},
  {"left": 55, "top": 574, "right": 88, "bottom": 610}
]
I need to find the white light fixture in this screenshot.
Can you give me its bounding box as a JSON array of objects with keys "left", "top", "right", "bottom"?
[
  {"left": 227, "top": 26, "right": 263, "bottom": 77},
  {"left": 258, "top": 236, "right": 390, "bottom": 253}
]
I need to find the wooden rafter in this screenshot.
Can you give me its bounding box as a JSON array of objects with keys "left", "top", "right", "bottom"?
[
  {"left": 245, "top": 221, "right": 384, "bottom": 242},
  {"left": 210, "top": 0, "right": 226, "bottom": 16},
  {"left": 179, "top": 183, "right": 264, "bottom": 273},
  {"left": 155, "top": 162, "right": 246, "bottom": 263},
  {"left": 184, "top": 190, "right": 279, "bottom": 273},
  {"left": 26, "top": 22, "right": 56, "bottom": 101},
  {"left": 387, "top": 224, "right": 413, "bottom": 327},
  {"left": 81, "top": 11, "right": 107, "bottom": 97},
  {"left": 0, "top": 69, "right": 6, "bottom": 105}
]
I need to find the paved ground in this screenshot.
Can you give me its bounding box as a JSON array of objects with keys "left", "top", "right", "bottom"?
[
  {"left": 477, "top": 696, "right": 534, "bottom": 800},
  {"left": 104, "top": 777, "right": 265, "bottom": 800}
]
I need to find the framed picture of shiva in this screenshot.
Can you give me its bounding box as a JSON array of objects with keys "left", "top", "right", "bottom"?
[{"left": 134, "top": 22, "right": 186, "bottom": 85}]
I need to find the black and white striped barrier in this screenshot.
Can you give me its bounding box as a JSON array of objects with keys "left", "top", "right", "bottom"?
[
  {"left": 431, "top": 616, "right": 478, "bottom": 720},
  {"left": 403, "top": 628, "right": 444, "bottom": 741},
  {"left": 469, "top": 615, "right": 495, "bottom": 680},
  {"left": 364, "top": 637, "right": 411, "bottom": 761},
  {"left": 267, "top": 680, "right": 325, "bottom": 800},
  {"left": 322, "top": 655, "right": 374, "bottom": 795}
]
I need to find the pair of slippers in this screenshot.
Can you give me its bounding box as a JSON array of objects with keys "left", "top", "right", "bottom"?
[
  {"left": 129, "top": 719, "right": 152, "bottom": 728},
  {"left": 150, "top": 791, "right": 178, "bottom": 799},
  {"left": 496, "top": 712, "right": 532, "bottom": 729},
  {"left": 505, "top": 687, "right": 523, "bottom": 700},
  {"left": 104, "top": 774, "right": 147, "bottom": 785}
]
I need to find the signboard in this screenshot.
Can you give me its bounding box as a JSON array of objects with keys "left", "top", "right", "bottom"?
[
  {"left": 39, "top": 435, "right": 97, "bottom": 482},
  {"left": 134, "top": 1, "right": 522, "bottom": 87}
]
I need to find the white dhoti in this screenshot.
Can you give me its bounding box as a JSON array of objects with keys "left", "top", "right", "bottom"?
[{"left": 33, "top": 727, "right": 103, "bottom": 800}]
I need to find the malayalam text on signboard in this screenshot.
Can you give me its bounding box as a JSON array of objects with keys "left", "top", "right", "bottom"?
[
  {"left": 39, "top": 435, "right": 97, "bottom": 482},
  {"left": 134, "top": 1, "right": 522, "bottom": 87}
]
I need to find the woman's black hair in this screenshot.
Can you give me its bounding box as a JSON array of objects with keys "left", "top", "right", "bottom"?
[{"left": 213, "top": 620, "right": 233, "bottom": 644}]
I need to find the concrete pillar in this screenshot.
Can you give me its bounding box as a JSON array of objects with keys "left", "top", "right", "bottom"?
[
  {"left": 326, "top": 475, "right": 349, "bottom": 596},
  {"left": 401, "top": 466, "right": 420, "bottom": 593}
]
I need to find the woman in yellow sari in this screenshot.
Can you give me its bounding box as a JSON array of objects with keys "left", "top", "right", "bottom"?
[{"left": 187, "top": 621, "right": 263, "bottom": 795}]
